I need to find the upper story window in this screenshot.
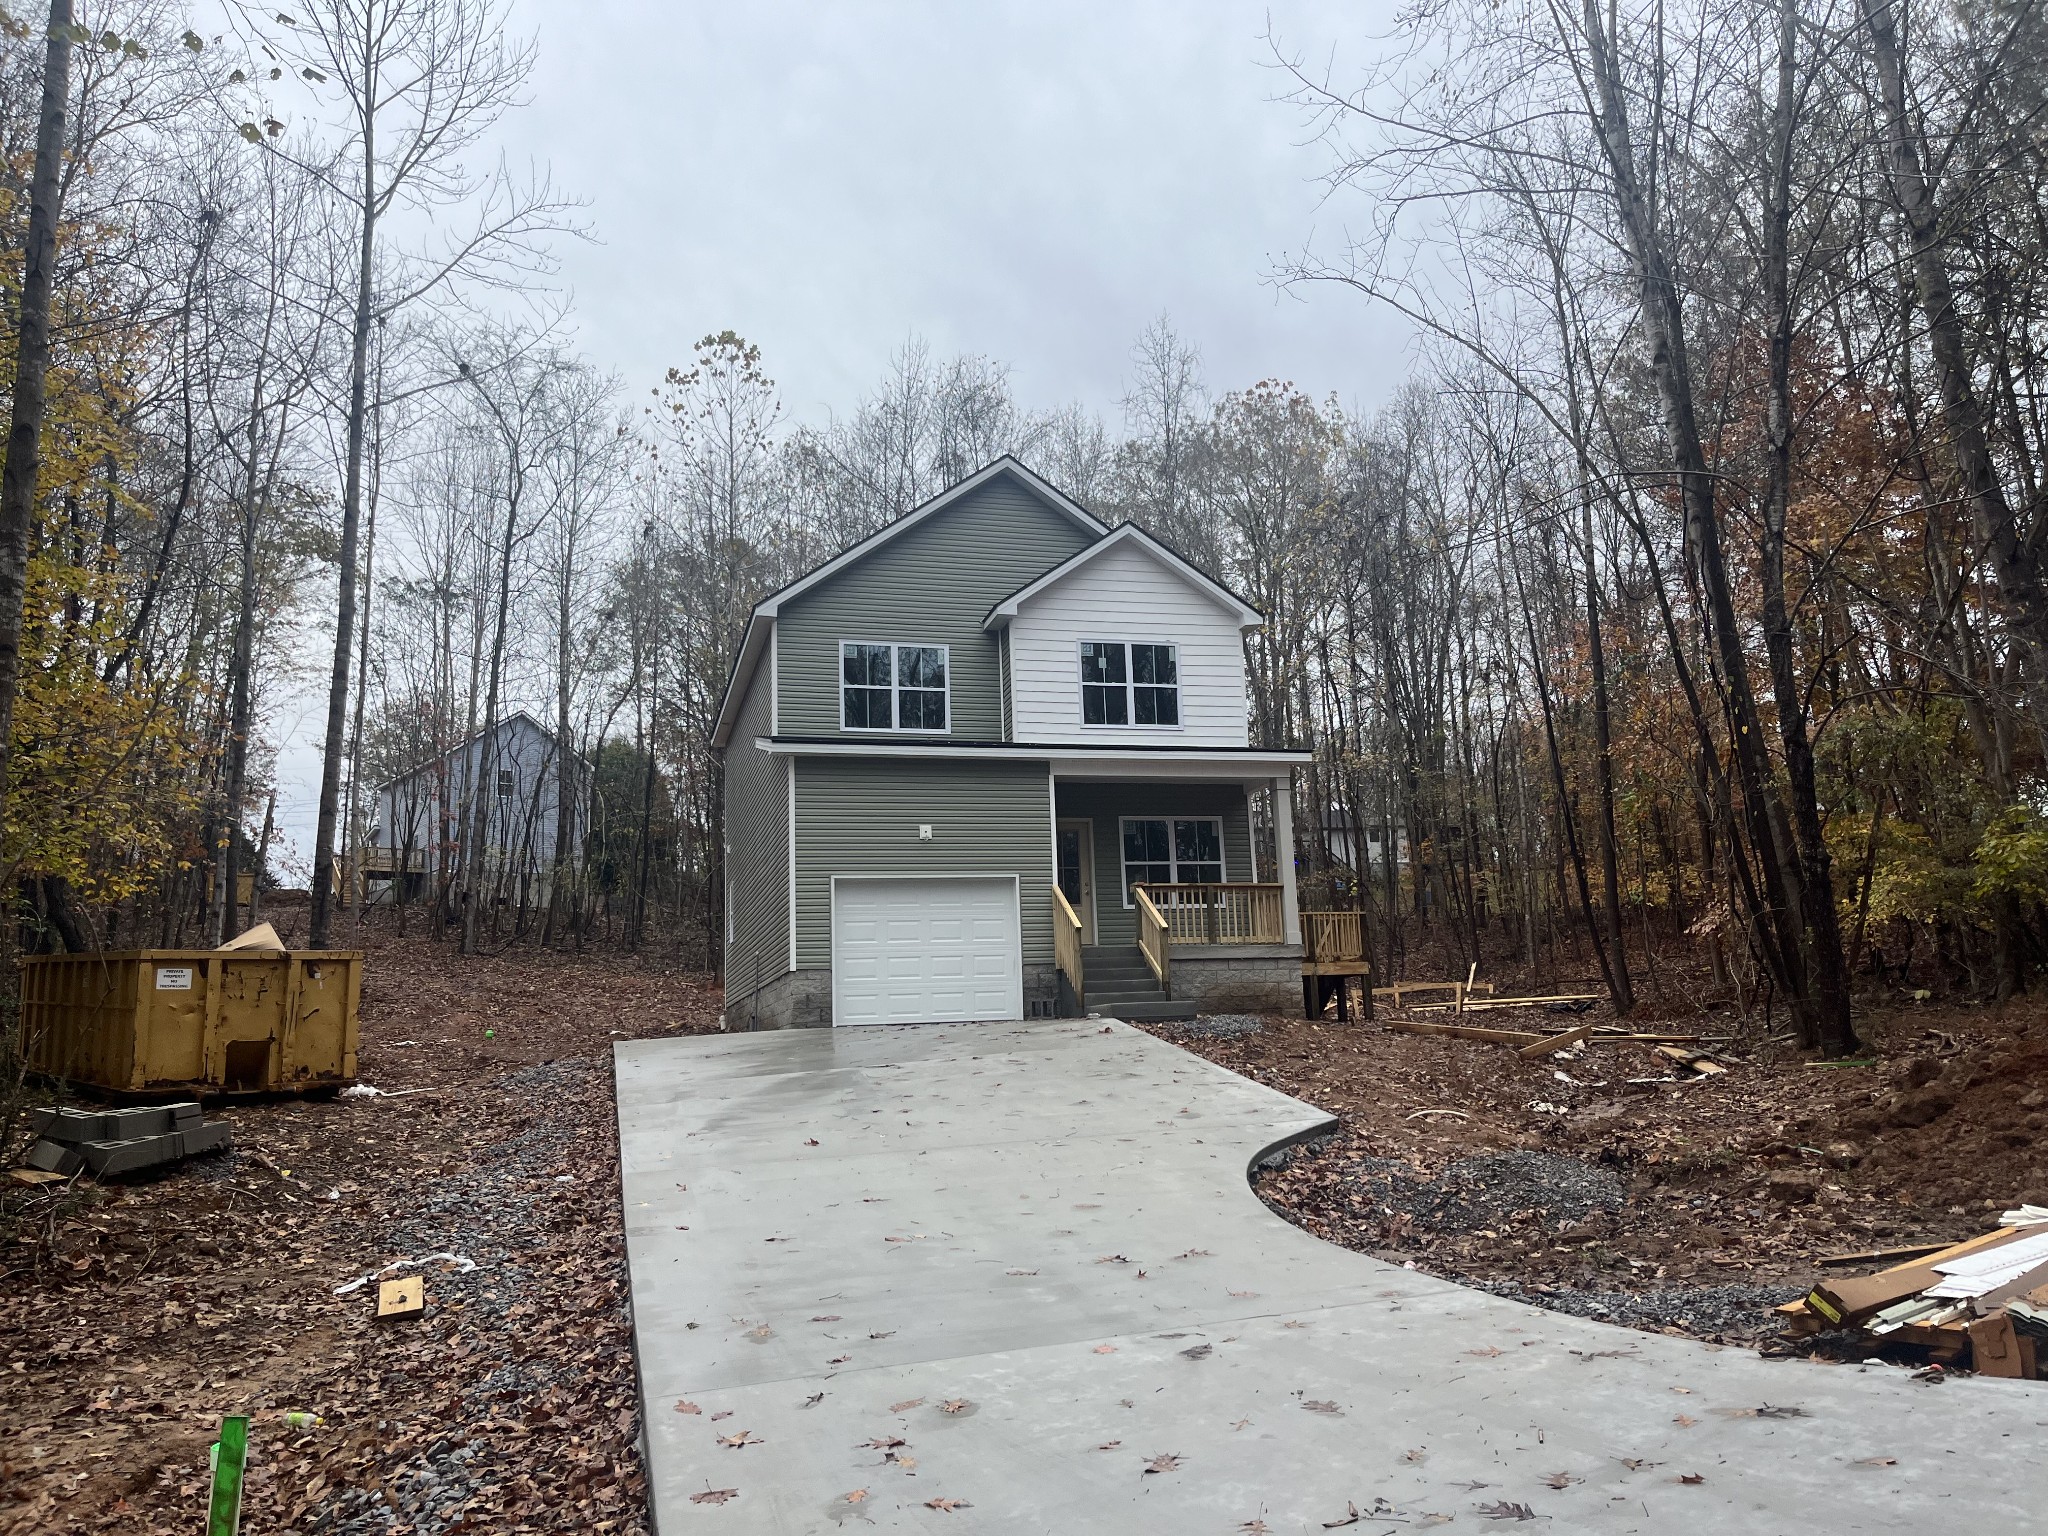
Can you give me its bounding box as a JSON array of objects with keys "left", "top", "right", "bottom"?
[
  {"left": 495, "top": 768, "right": 515, "bottom": 799},
  {"left": 842, "top": 642, "right": 949, "bottom": 732},
  {"left": 1079, "top": 641, "right": 1179, "bottom": 727}
]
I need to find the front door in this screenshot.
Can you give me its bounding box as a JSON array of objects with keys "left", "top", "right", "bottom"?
[{"left": 1055, "top": 819, "right": 1096, "bottom": 944}]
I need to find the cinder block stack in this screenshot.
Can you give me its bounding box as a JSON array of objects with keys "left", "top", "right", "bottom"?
[{"left": 24, "top": 1102, "right": 231, "bottom": 1177}]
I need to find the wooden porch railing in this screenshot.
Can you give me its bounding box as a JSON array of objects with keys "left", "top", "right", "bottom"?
[
  {"left": 1301, "top": 910, "right": 1368, "bottom": 963},
  {"left": 1053, "top": 887, "right": 1086, "bottom": 1007},
  {"left": 1133, "top": 883, "right": 1286, "bottom": 945},
  {"left": 1134, "top": 885, "right": 1172, "bottom": 993}
]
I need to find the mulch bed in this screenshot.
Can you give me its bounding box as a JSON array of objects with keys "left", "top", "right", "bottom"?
[
  {"left": 0, "top": 918, "right": 721, "bottom": 1535},
  {"left": 1150, "top": 992, "right": 2048, "bottom": 1350}
]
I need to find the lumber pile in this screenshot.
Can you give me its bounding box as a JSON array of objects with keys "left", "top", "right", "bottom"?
[{"left": 1780, "top": 1207, "right": 2048, "bottom": 1379}]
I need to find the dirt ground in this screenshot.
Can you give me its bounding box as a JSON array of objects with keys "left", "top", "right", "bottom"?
[
  {"left": 0, "top": 916, "right": 720, "bottom": 1535},
  {"left": 7, "top": 937, "right": 2046, "bottom": 1534},
  {"left": 1149, "top": 987, "right": 2048, "bottom": 1351}
]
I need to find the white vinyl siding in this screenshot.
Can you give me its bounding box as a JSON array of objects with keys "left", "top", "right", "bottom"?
[{"left": 1006, "top": 538, "right": 1250, "bottom": 746}]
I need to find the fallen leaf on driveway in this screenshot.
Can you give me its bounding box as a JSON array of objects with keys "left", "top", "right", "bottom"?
[
  {"left": 1143, "top": 1453, "right": 1183, "bottom": 1474},
  {"left": 1242, "top": 1522, "right": 1272, "bottom": 1534},
  {"left": 828, "top": 1355, "right": 851, "bottom": 1364},
  {"left": 745, "top": 1325, "right": 773, "bottom": 1339},
  {"left": 1466, "top": 1346, "right": 1503, "bottom": 1358},
  {"left": 1301, "top": 1400, "right": 1343, "bottom": 1415},
  {"left": 717, "top": 1431, "right": 762, "bottom": 1449},
  {"left": 691, "top": 1488, "right": 738, "bottom": 1505},
  {"left": 869, "top": 1330, "right": 895, "bottom": 1339},
  {"left": 1322, "top": 1502, "right": 1363, "bottom": 1528},
  {"left": 1619, "top": 1458, "right": 1651, "bottom": 1471},
  {"left": 674, "top": 1400, "right": 701, "bottom": 1415},
  {"left": 1096, "top": 1440, "right": 1122, "bottom": 1450},
  {"left": 889, "top": 1398, "right": 924, "bottom": 1413},
  {"left": 1543, "top": 1472, "right": 1576, "bottom": 1489},
  {"left": 844, "top": 1488, "right": 868, "bottom": 1503},
  {"left": 1673, "top": 1414, "right": 1698, "bottom": 1428},
  {"left": 800, "top": 1393, "right": 824, "bottom": 1409},
  {"left": 925, "top": 1496, "right": 972, "bottom": 1511},
  {"left": 811, "top": 1314, "right": 842, "bottom": 1322},
  {"left": 1402, "top": 1448, "right": 1427, "bottom": 1463},
  {"left": 1096, "top": 1254, "right": 1132, "bottom": 1264},
  {"left": 1476, "top": 1501, "right": 1537, "bottom": 1520},
  {"left": 1180, "top": 1344, "right": 1213, "bottom": 1360},
  {"left": 805, "top": 1138, "right": 820, "bottom": 1146},
  {"left": 1677, "top": 1473, "right": 1705, "bottom": 1485},
  {"left": 940, "top": 1398, "right": 972, "bottom": 1414},
  {"left": 1856, "top": 1457, "right": 1898, "bottom": 1467},
  {"left": 711, "top": 1411, "right": 733, "bottom": 1421},
  {"left": 1283, "top": 1320, "right": 1307, "bottom": 1329},
  {"left": 1093, "top": 1344, "right": 1118, "bottom": 1354},
  {"left": 1722, "top": 1404, "right": 1807, "bottom": 1419},
  {"left": 1005, "top": 1268, "right": 1038, "bottom": 1276},
  {"left": 1229, "top": 1289, "right": 1259, "bottom": 1298},
  {"left": 864, "top": 1437, "right": 907, "bottom": 1450},
  {"left": 1174, "top": 1248, "right": 1214, "bottom": 1259}
]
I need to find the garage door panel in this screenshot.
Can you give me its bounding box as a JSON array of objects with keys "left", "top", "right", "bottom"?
[{"left": 833, "top": 878, "right": 1022, "bottom": 1027}]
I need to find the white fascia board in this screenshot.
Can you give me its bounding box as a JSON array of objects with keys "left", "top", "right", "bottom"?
[
  {"left": 753, "top": 736, "right": 1309, "bottom": 775},
  {"left": 710, "top": 614, "right": 774, "bottom": 749},
  {"left": 982, "top": 521, "right": 1262, "bottom": 630}
]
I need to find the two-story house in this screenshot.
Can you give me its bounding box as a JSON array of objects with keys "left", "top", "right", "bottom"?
[{"left": 713, "top": 457, "right": 1311, "bottom": 1028}]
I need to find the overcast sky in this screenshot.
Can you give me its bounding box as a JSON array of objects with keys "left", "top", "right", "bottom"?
[
  {"left": 270, "top": 0, "right": 1415, "bottom": 881},
  {"left": 497, "top": 0, "right": 1411, "bottom": 423}
]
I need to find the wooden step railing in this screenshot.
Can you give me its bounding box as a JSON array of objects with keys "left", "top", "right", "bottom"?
[
  {"left": 1132, "top": 883, "right": 1286, "bottom": 945},
  {"left": 1301, "top": 909, "right": 1367, "bottom": 963},
  {"left": 1053, "top": 887, "right": 1086, "bottom": 1008},
  {"left": 1133, "top": 885, "right": 1172, "bottom": 993}
]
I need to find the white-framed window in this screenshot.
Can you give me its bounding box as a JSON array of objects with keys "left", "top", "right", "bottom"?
[
  {"left": 840, "top": 642, "right": 950, "bottom": 732},
  {"left": 1079, "top": 641, "right": 1179, "bottom": 727},
  {"left": 1119, "top": 815, "right": 1224, "bottom": 904},
  {"left": 495, "top": 768, "right": 515, "bottom": 799}
]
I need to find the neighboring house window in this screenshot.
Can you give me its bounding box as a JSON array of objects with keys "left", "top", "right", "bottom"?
[
  {"left": 495, "top": 768, "right": 515, "bottom": 798},
  {"left": 1120, "top": 816, "right": 1224, "bottom": 903},
  {"left": 841, "top": 642, "right": 949, "bottom": 731},
  {"left": 1080, "top": 642, "right": 1179, "bottom": 727}
]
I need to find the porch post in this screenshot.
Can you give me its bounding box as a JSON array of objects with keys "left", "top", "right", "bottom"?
[{"left": 1272, "top": 775, "right": 1302, "bottom": 945}]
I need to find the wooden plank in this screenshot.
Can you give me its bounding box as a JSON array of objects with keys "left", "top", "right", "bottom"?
[
  {"left": 1807, "top": 1227, "right": 2024, "bottom": 1326},
  {"left": 1518, "top": 1024, "right": 1593, "bottom": 1061},
  {"left": 376, "top": 1275, "right": 425, "bottom": 1321},
  {"left": 1410, "top": 994, "right": 1601, "bottom": 1013},
  {"left": 1387, "top": 1018, "right": 1548, "bottom": 1047},
  {"left": 1818, "top": 1241, "right": 1956, "bottom": 1269}
]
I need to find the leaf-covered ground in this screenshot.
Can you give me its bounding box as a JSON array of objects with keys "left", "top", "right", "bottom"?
[
  {"left": 0, "top": 916, "right": 720, "bottom": 1535},
  {"left": 1149, "top": 991, "right": 2048, "bottom": 1351}
]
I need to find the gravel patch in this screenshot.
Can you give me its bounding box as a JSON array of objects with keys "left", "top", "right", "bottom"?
[
  {"left": 1471, "top": 1278, "right": 1804, "bottom": 1341},
  {"left": 1329, "top": 1150, "right": 1626, "bottom": 1235},
  {"left": 1159, "top": 1013, "right": 1265, "bottom": 1040}
]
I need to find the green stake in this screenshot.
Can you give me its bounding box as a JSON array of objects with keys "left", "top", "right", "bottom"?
[{"left": 206, "top": 1415, "right": 248, "bottom": 1536}]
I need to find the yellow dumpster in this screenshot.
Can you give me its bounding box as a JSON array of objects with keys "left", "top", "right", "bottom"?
[{"left": 19, "top": 949, "right": 362, "bottom": 1097}]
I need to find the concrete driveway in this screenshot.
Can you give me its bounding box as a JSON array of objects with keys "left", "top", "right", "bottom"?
[{"left": 615, "top": 1019, "right": 2038, "bottom": 1533}]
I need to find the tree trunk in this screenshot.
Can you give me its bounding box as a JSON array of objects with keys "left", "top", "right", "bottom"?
[
  {"left": 309, "top": 11, "right": 379, "bottom": 949},
  {"left": 0, "top": 3, "right": 73, "bottom": 908}
]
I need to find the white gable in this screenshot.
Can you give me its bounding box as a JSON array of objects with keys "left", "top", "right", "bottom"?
[{"left": 1004, "top": 537, "right": 1250, "bottom": 747}]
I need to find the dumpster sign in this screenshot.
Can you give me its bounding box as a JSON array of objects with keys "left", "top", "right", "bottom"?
[{"left": 155, "top": 966, "right": 195, "bottom": 991}]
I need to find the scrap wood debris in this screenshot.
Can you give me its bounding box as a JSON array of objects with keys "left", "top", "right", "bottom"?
[{"left": 1780, "top": 1206, "right": 2048, "bottom": 1379}]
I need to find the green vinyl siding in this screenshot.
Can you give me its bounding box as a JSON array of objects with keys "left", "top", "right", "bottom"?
[
  {"left": 1053, "top": 781, "right": 1254, "bottom": 948},
  {"left": 721, "top": 659, "right": 789, "bottom": 1000},
  {"left": 775, "top": 478, "right": 1095, "bottom": 739},
  {"left": 793, "top": 757, "right": 1054, "bottom": 968}
]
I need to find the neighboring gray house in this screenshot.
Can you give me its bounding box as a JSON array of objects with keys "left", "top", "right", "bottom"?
[
  {"left": 360, "top": 711, "right": 583, "bottom": 907},
  {"left": 713, "top": 456, "right": 1311, "bottom": 1028}
]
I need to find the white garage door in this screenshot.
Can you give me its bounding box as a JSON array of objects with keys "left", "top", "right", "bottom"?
[{"left": 832, "top": 876, "right": 1022, "bottom": 1027}]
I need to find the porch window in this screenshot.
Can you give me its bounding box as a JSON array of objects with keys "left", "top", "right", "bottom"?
[
  {"left": 1079, "top": 641, "right": 1179, "bottom": 727},
  {"left": 1120, "top": 816, "right": 1224, "bottom": 903},
  {"left": 841, "top": 642, "right": 949, "bottom": 731}
]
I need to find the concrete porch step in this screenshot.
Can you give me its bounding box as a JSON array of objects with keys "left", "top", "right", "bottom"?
[{"left": 1092, "top": 997, "right": 1198, "bottom": 1022}]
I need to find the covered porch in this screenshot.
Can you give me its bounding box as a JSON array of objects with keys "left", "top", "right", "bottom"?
[{"left": 1048, "top": 767, "right": 1304, "bottom": 1018}]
